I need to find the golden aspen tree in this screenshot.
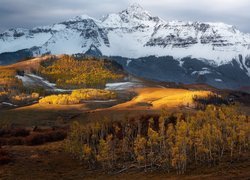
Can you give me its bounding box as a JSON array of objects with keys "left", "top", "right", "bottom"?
[
  {"left": 158, "top": 116, "right": 167, "bottom": 167},
  {"left": 147, "top": 127, "right": 160, "bottom": 169},
  {"left": 226, "top": 114, "right": 238, "bottom": 161},
  {"left": 237, "top": 115, "right": 249, "bottom": 156},
  {"left": 165, "top": 123, "right": 175, "bottom": 172},
  {"left": 65, "top": 121, "right": 84, "bottom": 160},
  {"left": 83, "top": 144, "right": 93, "bottom": 168},
  {"left": 97, "top": 138, "right": 110, "bottom": 170},
  {"left": 172, "top": 120, "right": 189, "bottom": 174},
  {"left": 134, "top": 135, "right": 147, "bottom": 170}
]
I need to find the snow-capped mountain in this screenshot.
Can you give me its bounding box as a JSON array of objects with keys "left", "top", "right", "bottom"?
[{"left": 1, "top": 4, "right": 250, "bottom": 89}]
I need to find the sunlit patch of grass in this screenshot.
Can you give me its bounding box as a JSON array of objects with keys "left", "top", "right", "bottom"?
[{"left": 113, "top": 88, "right": 211, "bottom": 109}]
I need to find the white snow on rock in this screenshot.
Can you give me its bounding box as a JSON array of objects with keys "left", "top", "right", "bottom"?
[
  {"left": 105, "top": 82, "right": 143, "bottom": 90},
  {"left": 0, "top": 31, "right": 52, "bottom": 54},
  {"left": 27, "top": 74, "right": 57, "bottom": 88},
  {"left": 126, "top": 59, "right": 132, "bottom": 66},
  {"left": 1, "top": 102, "right": 17, "bottom": 107},
  {"left": 215, "top": 78, "right": 223, "bottom": 82},
  {"left": 17, "top": 74, "right": 71, "bottom": 92},
  {"left": 16, "top": 75, "right": 34, "bottom": 85},
  {"left": 191, "top": 69, "right": 211, "bottom": 75}
]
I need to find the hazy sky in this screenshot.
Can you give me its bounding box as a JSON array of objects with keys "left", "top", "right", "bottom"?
[{"left": 1, "top": 0, "right": 250, "bottom": 33}]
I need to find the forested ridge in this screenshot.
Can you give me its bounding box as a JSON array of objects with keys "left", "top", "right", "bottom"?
[
  {"left": 65, "top": 105, "right": 250, "bottom": 174},
  {"left": 39, "top": 55, "right": 125, "bottom": 89}
]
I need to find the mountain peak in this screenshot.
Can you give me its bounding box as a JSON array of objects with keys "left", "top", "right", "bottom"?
[
  {"left": 127, "top": 3, "right": 144, "bottom": 11},
  {"left": 124, "top": 3, "right": 148, "bottom": 15},
  {"left": 119, "top": 3, "right": 154, "bottom": 21}
]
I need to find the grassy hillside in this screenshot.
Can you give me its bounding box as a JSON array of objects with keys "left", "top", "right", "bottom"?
[{"left": 111, "top": 88, "right": 211, "bottom": 109}]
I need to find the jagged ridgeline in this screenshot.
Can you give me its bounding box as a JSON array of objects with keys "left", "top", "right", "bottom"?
[{"left": 38, "top": 55, "right": 125, "bottom": 89}]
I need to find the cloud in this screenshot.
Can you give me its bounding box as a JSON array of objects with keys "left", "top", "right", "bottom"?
[{"left": 0, "top": 0, "right": 250, "bottom": 32}]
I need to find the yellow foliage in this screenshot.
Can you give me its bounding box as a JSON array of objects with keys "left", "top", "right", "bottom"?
[
  {"left": 39, "top": 94, "right": 79, "bottom": 105},
  {"left": 39, "top": 55, "right": 124, "bottom": 89},
  {"left": 71, "top": 89, "right": 116, "bottom": 100},
  {"left": 39, "top": 89, "right": 116, "bottom": 105}
]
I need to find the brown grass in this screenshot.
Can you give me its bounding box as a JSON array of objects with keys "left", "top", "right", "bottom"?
[
  {"left": 7, "top": 55, "right": 63, "bottom": 72},
  {"left": 0, "top": 148, "right": 11, "bottom": 165},
  {"left": 0, "top": 128, "right": 67, "bottom": 146}
]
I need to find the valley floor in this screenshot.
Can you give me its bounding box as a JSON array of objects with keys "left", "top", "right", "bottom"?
[{"left": 1, "top": 86, "right": 250, "bottom": 179}]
